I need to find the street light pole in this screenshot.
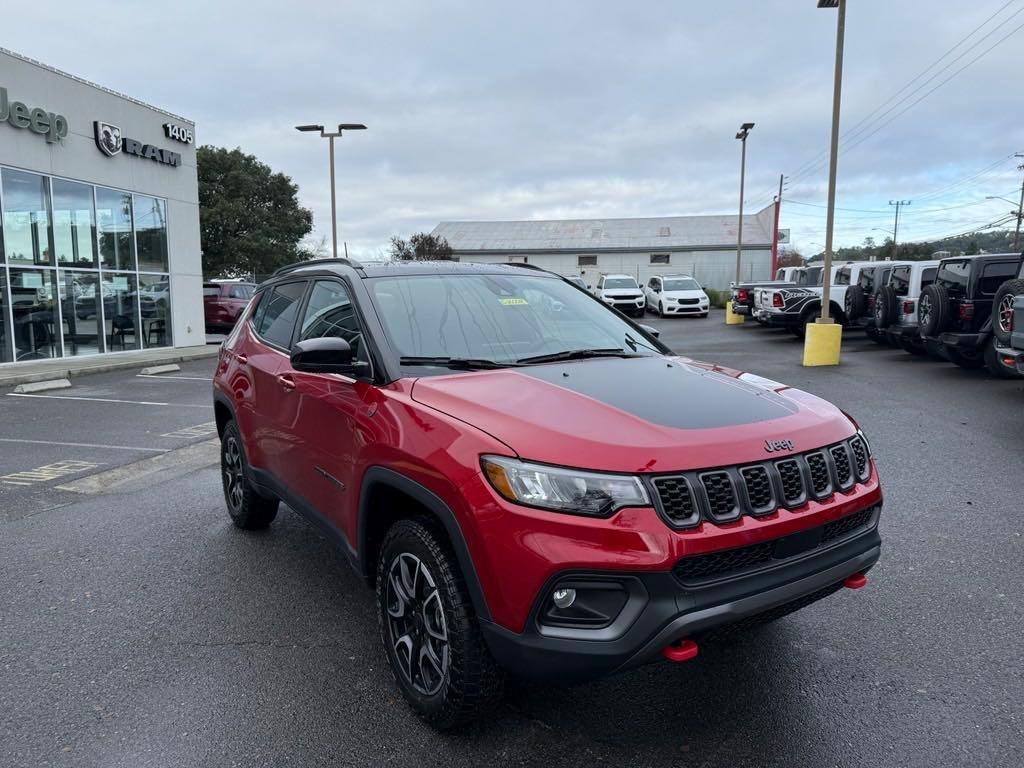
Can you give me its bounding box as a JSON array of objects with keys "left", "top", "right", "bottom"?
[
  {"left": 818, "top": 0, "right": 845, "bottom": 323},
  {"left": 295, "top": 123, "right": 367, "bottom": 260},
  {"left": 735, "top": 123, "right": 754, "bottom": 286},
  {"left": 1015, "top": 154, "right": 1024, "bottom": 251}
]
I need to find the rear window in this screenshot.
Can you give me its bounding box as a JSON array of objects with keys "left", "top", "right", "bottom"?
[
  {"left": 921, "top": 267, "right": 937, "bottom": 288},
  {"left": 935, "top": 260, "right": 970, "bottom": 292},
  {"left": 857, "top": 267, "right": 875, "bottom": 291},
  {"left": 253, "top": 281, "right": 306, "bottom": 348},
  {"left": 229, "top": 284, "right": 255, "bottom": 299},
  {"left": 203, "top": 285, "right": 221, "bottom": 297},
  {"left": 978, "top": 261, "right": 1018, "bottom": 295},
  {"left": 891, "top": 266, "right": 911, "bottom": 296}
]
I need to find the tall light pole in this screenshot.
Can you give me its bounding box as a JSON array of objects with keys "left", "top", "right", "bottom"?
[
  {"left": 817, "top": 0, "right": 845, "bottom": 324},
  {"left": 1014, "top": 153, "right": 1024, "bottom": 251},
  {"left": 888, "top": 199, "right": 910, "bottom": 261},
  {"left": 735, "top": 122, "right": 754, "bottom": 286},
  {"left": 295, "top": 123, "right": 367, "bottom": 259}
]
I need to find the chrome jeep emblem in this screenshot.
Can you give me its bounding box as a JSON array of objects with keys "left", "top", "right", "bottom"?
[{"left": 764, "top": 439, "right": 795, "bottom": 453}]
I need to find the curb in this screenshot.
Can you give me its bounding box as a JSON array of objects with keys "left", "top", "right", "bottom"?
[
  {"left": 12, "top": 378, "right": 73, "bottom": 394},
  {"left": 0, "top": 346, "right": 220, "bottom": 388}
]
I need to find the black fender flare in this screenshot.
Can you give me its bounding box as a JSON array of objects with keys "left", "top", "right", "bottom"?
[{"left": 358, "top": 467, "right": 492, "bottom": 622}]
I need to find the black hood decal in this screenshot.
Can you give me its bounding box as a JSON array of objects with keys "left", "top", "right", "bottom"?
[{"left": 515, "top": 357, "right": 796, "bottom": 430}]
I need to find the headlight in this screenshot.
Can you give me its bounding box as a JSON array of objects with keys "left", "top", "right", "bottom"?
[
  {"left": 481, "top": 456, "right": 649, "bottom": 517},
  {"left": 856, "top": 428, "right": 872, "bottom": 456}
]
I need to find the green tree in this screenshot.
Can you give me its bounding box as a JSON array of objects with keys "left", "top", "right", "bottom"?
[
  {"left": 198, "top": 146, "right": 313, "bottom": 278},
  {"left": 390, "top": 232, "right": 455, "bottom": 261},
  {"left": 965, "top": 239, "right": 980, "bottom": 255}
]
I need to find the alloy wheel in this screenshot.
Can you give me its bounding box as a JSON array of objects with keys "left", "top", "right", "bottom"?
[
  {"left": 997, "top": 293, "right": 1015, "bottom": 334},
  {"left": 385, "top": 552, "right": 449, "bottom": 696},
  {"left": 919, "top": 295, "right": 931, "bottom": 325},
  {"left": 222, "top": 436, "right": 245, "bottom": 512}
]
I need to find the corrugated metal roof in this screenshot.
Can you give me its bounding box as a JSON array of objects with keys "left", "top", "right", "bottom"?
[{"left": 433, "top": 205, "right": 775, "bottom": 253}]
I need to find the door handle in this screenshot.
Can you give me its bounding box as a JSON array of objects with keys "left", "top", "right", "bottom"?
[
  {"left": 277, "top": 373, "right": 296, "bottom": 391},
  {"left": 236, "top": 353, "right": 248, "bottom": 364}
]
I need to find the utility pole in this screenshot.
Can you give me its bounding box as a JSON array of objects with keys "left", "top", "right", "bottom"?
[
  {"left": 771, "top": 173, "right": 784, "bottom": 276},
  {"left": 1015, "top": 153, "right": 1024, "bottom": 251},
  {"left": 818, "top": 0, "right": 845, "bottom": 324},
  {"left": 735, "top": 123, "right": 754, "bottom": 286},
  {"left": 888, "top": 200, "right": 910, "bottom": 261}
]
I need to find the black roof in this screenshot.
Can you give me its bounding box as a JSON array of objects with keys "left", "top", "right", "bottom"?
[{"left": 270, "top": 258, "right": 559, "bottom": 281}]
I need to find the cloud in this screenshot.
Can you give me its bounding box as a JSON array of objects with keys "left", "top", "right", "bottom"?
[{"left": 6, "top": 0, "right": 1023, "bottom": 257}]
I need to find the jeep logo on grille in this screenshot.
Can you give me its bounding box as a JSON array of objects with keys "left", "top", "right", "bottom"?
[{"left": 764, "top": 439, "right": 795, "bottom": 453}]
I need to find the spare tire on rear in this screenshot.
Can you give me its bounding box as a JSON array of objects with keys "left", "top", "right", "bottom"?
[
  {"left": 845, "top": 285, "right": 867, "bottom": 321},
  {"left": 875, "top": 286, "right": 898, "bottom": 330},
  {"left": 991, "top": 278, "right": 1024, "bottom": 345},
  {"left": 918, "top": 283, "right": 949, "bottom": 337}
]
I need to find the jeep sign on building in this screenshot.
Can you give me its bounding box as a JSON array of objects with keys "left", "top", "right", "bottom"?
[{"left": 0, "top": 47, "right": 203, "bottom": 365}]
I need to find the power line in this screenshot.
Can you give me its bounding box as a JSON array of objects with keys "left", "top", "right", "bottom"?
[{"left": 786, "top": 1, "right": 1023, "bottom": 186}]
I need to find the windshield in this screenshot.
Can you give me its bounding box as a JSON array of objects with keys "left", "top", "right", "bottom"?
[
  {"left": 603, "top": 278, "right": 638, "bottom": 290},
  {"left": 663, "top": 278, "right": 700, "bottom": 291},
  {"left": 368, "top": 274, "right": 662, "bottom": 370}
]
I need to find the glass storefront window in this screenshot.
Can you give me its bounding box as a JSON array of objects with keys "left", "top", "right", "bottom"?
[
  {"left": 139, "top": 274, "right": 172, "bottom": 348},
  {"left": 58, "top": 271, "right": 102, "bottom": 357},
  {"left": 0, "top": 270, "right": 12, "bottom": 363},
  {"left": 134, "top": 195, "right": 168, "bottom": 272},
  {"left": 2, "top": 169, "right": 54, "bottom": 266},
  {"left": 96, "top": 187, "right": 135, "bottom": 271},
  {"left": 101, "top": 272, "right": 140, "bottom": 352},
  {"left": 9, "top": 268, "right": 59, "bottom": 360},
  {"left": 53, "top": 180, "right": 98, "bottom": 268}
]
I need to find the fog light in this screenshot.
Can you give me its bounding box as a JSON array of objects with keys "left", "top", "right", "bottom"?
[{"left": 552, "top": 588, "right": 576, "bottom": 609}]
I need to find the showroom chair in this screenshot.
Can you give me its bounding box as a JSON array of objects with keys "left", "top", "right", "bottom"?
[{"left": 110, "top": 314, "right": 135, "bottom": 350}]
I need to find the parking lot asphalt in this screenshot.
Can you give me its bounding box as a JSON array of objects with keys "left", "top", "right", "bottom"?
[{"left": 2, "top": 315, "right": 1023, "bottom": 768}]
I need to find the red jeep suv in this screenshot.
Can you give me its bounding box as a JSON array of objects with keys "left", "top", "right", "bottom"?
[
  {"left": 212, "top": 259, "right": 882, "bottom": 729},
  {"left": 204, "top": 281, "right": 256, "bottom": 333}
]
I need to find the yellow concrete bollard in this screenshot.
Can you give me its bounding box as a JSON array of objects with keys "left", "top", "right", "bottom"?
[
  {"left": 725, "top": 301, "right": 745, "bottom": 325},
  {"left": 802, "top": 320, "right": 842, "bottom": 366}
]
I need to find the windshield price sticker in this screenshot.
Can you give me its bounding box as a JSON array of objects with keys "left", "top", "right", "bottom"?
[{"left": 499, "top": 297, "right": 528, "bottom": 306}]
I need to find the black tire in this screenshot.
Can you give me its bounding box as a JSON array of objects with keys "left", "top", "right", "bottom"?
[
  {"left": 984, "top": 337, "right": 1022, "bottom": 378},
  {"left": 220, "top": 421, "right": 278, "bottom": 530},
  {"left": 875, "top": 286, "right": 898, "bottom": 330},
  {"left": 918, "top": 284, "right": 949, "bottom": 338},
  {"left": 792, "top": 307, "right": 819, "bottom": 339},
  {"left": 658, "top": 301, "right": 665, "bottom": 317},
  {"left": 845, "top": 285, "right": 867, "bottom": 322},
  {"left": 376, "top": 518, "right": 504, "bottom": 730},
  {"left": 947, "top": 346, "right": 985, "bottom": 370},
  {"left": 991, "top": 279, "right": 1024, "bottom": 345}
]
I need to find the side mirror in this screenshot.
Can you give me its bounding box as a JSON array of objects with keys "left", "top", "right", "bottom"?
[
  {"left": 638, "top": 323, "right": 660, "bottom": 339},
  {"left": 290, "top": 337, "right": 368, "bottom": 377}
]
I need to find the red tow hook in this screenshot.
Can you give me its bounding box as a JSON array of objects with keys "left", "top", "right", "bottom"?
[
  {"left": 661, "top": 638, "right": 699, "bottom": 663},
  {"left": 843, "top": 572, "right": 868, "bottom": 590}
]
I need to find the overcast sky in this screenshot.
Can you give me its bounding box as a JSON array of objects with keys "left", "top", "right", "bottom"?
[{"left": 5, "top": 0, "right": 1023, "bottom": 256}]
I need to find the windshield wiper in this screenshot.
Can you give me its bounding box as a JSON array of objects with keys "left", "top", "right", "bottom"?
[
  {"left": 516, "top": 348, "right": 639, "bottom": 364},
  {"left": 399, "top": 356, "right": 518, "bottom": 370}
]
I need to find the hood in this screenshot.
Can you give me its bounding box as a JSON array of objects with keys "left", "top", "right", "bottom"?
[{"left": 410, "top": 356, "right": 856, "bottom": 473}]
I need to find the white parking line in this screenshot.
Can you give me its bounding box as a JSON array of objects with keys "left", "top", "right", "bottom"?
[
  {"left": 136, "top": 374, "right": 213, "bottom": 382},
  {"left": 6, "top": 393, "right": 213, "bottom": 408},
  {"left": 0, "top": 438, "right": 168, "bottom": 453}
]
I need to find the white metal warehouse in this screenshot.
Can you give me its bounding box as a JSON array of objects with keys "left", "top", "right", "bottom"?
[{"left": 432, "top": 205, "right": 779, "bottom": 291}]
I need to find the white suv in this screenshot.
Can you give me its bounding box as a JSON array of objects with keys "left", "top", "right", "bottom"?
[
  {"left": 875, "top": 260, "right": 940, "bottom": 354},
  {"left": 593, "top": 274, "right": 645, "bottom": 317},
  {"left": 645, "top": 275, "right": 710, "bottom": 317}
]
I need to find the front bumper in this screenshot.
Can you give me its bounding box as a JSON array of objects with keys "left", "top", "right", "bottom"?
[
  {"left": 662, "top": 302, "right": 709, "bottom": 315},
  {"left": 480, "top": 506, "right": 881, "bottom": 683},
  {"left": 604, "top": 298, "right": 646, "bottom": 314}
]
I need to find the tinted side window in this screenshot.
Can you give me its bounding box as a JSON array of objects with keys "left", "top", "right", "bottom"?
[
  {"left": 836, "top": 268, "right": 851, "bottom": 286},
  {"left": 254, "top": 281, "right": 306, "bottom": 348},
  {"left": 891, "top": 267, "right": 910, "bottom": 296},
  {"left": 978, "top": 261, "right": 1018, "bottom": 295},
  {"left": 298, "top": 280, "right": 369, "bottom": 364},
  {"left": 857, "top": 268, "right": 874, "bottom": 291},
  {"left": 921, "top": 267, "right": 937, "bottom": 288}
]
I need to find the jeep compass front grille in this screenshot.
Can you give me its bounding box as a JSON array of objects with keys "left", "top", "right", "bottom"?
[
  {"left": 649, "top": 436, "right": 872, "bottom": 530},
  {"left": 673, "top": 506, "right": 879, "bottom": 584}
]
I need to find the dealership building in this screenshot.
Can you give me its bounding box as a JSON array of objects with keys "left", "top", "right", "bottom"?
[
  {"left": 432, "top": 205, "right": 783, "bottom": 291},
  {"left": 0, "top": 48, "right": 203, "bottom": 367}
]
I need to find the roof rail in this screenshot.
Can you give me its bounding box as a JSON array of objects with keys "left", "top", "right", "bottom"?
[
  {"left": 271, "top": 257, "right": 364, "bottom": 277},
  {"left": 504, "top": 262, "right": 553, "bottom": 274}
]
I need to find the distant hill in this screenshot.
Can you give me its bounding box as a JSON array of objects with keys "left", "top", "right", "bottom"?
[{"left": 806, "top": 228, "right": 1020, "bottom": 262}]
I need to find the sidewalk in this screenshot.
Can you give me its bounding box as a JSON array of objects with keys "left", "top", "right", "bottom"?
[{"left": 0, "top": 344, "right": 220, "bottom": 388}]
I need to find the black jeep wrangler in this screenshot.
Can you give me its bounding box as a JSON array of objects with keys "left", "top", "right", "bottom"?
[{"left": 917, "top": 252, "right": 1024, "bottom": 377}]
